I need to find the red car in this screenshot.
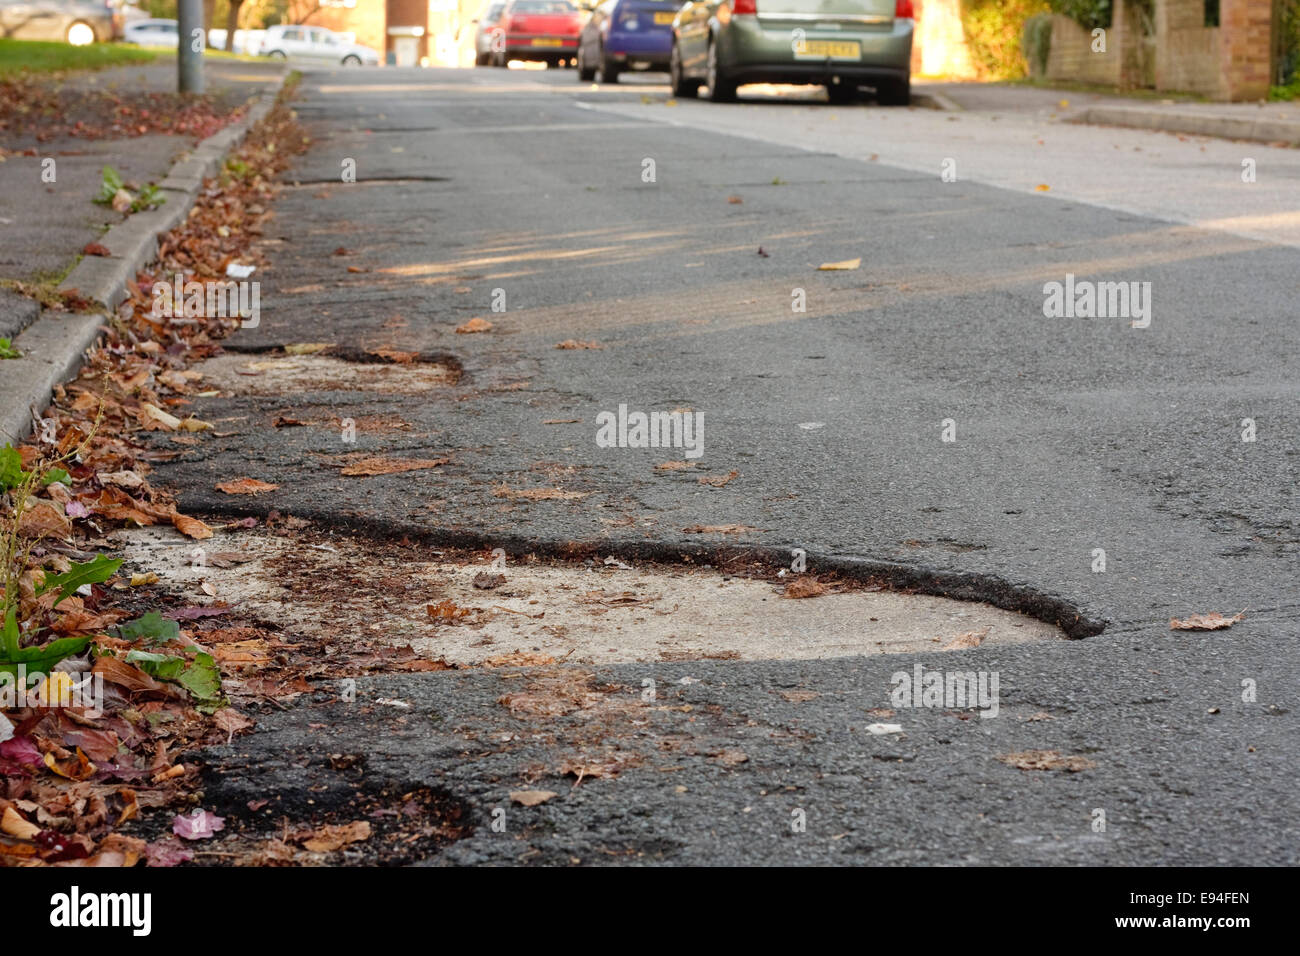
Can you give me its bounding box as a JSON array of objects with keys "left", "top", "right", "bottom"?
[{"left": 490, "top": 0, "right": 583, "bottom": 67}]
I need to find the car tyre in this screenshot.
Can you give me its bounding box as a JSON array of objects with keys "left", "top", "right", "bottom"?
[
  {"left": 599, "top": 49, "right": 620, "bottom": 83},
  {"left": 876, "top": 75, "right": 910, "bottom": 106},
  {"left": 669, "top": 42, "right": 699, "bottom": 98},
  {"left": 704, "top": 41, "right": 735, "bottom": 102},
  {"left": 475, "top": 51, "right": 489, "bottom": 66},
  {"left": 268, "top": 49, "right": 287, "bottom": 59},
  {"left": 577, "top": 45, "right": 596, "bottom": 80},
  {"left": 342, "top": 54, "right": 361, "bottom": 66}
]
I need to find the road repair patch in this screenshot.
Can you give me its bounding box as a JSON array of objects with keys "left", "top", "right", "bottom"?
[
  {"left": 113, "top": 525, "right": 1065, "bottom": 665},
  {"left": 193, "top": 352, "right": 456, "bottom": 397}
]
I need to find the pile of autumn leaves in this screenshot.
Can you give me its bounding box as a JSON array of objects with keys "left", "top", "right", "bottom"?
[{"left": 0, "top": 89, "right": 309, "bottom": 867}]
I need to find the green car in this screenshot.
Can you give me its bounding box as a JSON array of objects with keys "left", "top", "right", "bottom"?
[{"left": 669, "top": 0, "right": 913, "bottom": 105}]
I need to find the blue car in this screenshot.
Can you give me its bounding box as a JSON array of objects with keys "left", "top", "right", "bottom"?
[{"left": 576, "top": 0, "right": 684, "bottom": 83}]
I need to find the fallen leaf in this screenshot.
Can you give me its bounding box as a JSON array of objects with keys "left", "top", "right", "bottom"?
[
  {"left": 82, "top": 242, "right": 111, "bottom": 257},
  {"left": 456, "top": 317, "right": 493, "bottom": 334},
  {"left": 782, "top": 577, "right": 827, "bottom": 599},
  {"left": 995, "top": 750, "right": 1095, "bottom": 772},
  {"left": 727, "top": 195, "right": 743, "bottom": 204},
  {"left": 555, "top": 340, "right": 603, "bottom": 350},
  {"left": 865, "top": 723, "right": 904, "bottom": 735},
  {"left": 368, "top": 347, "right": 419, "bottom": 363},
  {"left": 1035, "top": 183, "right": 1051, "bottom": 192},
  {"left": 818, "top": 258, "right": 861, "bottom": 271},
  {"left": 509, "top": 789, "right": 558, "bottom": 807},
  {"left": 1, "top": 806, "right": 39, "bottom": 841},
  {"left": 302, "top": 821, "right": 370, "bottom": 852},
  {"left": 1170, "top": 611, "right": 1245, "bottom": 631},
  {"left": 682, "top": 524, "right": 755, "bottom": 534},
  {"left": 171, "top": 511, "right": 213, "bottom": 540},
  {"left": 493, "top": 485, "right": 588, "bottom": 500},
  {"left": 472, "top": 571, "right": 506, "bottom": 590},
  {"left": 655, "top": 461, "right": 694, "bottom": 471},
  {"left": 44, "top": 748, "right": 96, "bottom": 780},
  {"left": 283, "top": 342, "right": 332, "bottom": 355},
  {"left": 216, "top": 477, "right": 280, "bottom": 495},
  {"left": 779, "top": 690, "right": 819, "bottom": 703},
  {"left": 129, "top": 572, "right": 159, "bottom": 586},
  {"left": 942, "top": 628, "right": 989, "bottom": 650},
  {"left": 341, "top": 456, "right": 450, "bottom": 476},
  {"left": 713, "top": 749, "right": 749, "bottom": 767},
  {"left": 93, "top": 655, "right": 165, "bottom": 694},
  {"left": 173, "top": 809, "right": 225, "bottom": 840},
  {"left": 698, "top": 469, "right": 739, "bottom": 488}
]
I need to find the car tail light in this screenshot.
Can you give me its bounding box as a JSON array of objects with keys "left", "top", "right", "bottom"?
[
  {"left": 895, "top": 0, "right": 914, "bottom": 17},
  {"left": 733, "top": 0, "right": 757, "bottom": 14}
]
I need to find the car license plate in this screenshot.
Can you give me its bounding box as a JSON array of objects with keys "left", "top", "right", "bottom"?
[
  {"left": 532, "top": 37, "right": 563, "bottom": 46},
  {"left": 653, "top": 12, "right": 675, "bottom": 23},
  {"left": 795, "top": 40, "right": 860, "bottom": 59}
]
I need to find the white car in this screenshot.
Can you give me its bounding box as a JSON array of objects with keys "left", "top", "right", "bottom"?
[
  {"left": 123, "top": 17, "right": 177, "bottom": 47},
  {"left": 260, "top": 24, "right": 380, "bottom": 66}
]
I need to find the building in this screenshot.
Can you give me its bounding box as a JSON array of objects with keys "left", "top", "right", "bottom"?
[{"left": 298, "top": 0, "right": 482, "bottom": 66}]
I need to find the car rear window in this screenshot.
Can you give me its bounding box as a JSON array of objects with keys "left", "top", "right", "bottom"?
[
  {"left": 512, "top": 1, "right": 577, "bottom": 12},
  {"left": 756, "top": 0, "right": 893, "bottom": 14}
]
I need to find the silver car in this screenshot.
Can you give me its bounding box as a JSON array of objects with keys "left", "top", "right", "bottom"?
[
  {"left": 472, "top": 0, "right": 507, "bottom": 66},
  {"left": 0, "top": 0, "right": 120, "bottom": 45}
]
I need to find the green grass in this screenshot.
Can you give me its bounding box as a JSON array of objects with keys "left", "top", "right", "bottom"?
[
  {"left": 0, "top": 38, "right": 161, "bottom": 78},
  {"left": 1269, "top": 78, "right": 1300, "bottom": 101}
]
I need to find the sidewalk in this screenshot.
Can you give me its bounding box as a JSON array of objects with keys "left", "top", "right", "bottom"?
[
  {"left": 0, "top": 58, "right": 286, "bottom": 443},
  {"left": 915, "top": 80, "right": 1300, "bottom": 145}
]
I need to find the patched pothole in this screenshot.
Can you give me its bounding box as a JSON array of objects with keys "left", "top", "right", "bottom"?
[
  {"left": 192, "top": 352, "right": 457, "bottom": 397},
  {"left": 112, "top": 526, "right": 1067, "bottom": 665}
]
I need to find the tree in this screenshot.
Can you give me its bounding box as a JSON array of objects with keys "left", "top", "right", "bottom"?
[{"left": 226, "top": 0, "right": 246, "bottom": 47}]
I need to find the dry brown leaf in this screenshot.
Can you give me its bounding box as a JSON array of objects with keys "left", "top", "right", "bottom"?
[
  {"left": 302, "top": 820, "right": 371, "bottom": 853},
  {"left": 698, "top": 469, "right": 739, "bottom": 487},
  {"left": 427, "top": 599, "right": 474, "bottom": 622},
  {"left": 779, "top": 690, "right": 820, "bottom": 703},
  {"left": 783, "top": 577, "right": 827, "bottom": 599},
  {"left": 655, "top": 461, "right": 694, "bottom": 471},
  {"left": 818, "top": 258, "right": 861, "bottom": 271},
  {"left": 341, "top": 456, "right": 451, "bottom": 476},
  {"left": 483, "top": 650, "right": 555, "bottom": 667},
  {"left": 509, "top": 789, "right": 558, "bottom": 807},
  {"left": 283, "top": 342, "right": 332, "bottom": 355},
  {"left": 455, "top": 317, "right": 493, "bottom": 334},
  {"left": 493, "top": 485, "right": 588, "bottom": 500},
  {"left": 682, "top": 524, "right": 755, "bottom": 534},
  {"left": 19, "top": 501, "right": 71, "bottom": 539},
  {"left": 727, "top": 195, "right": 743, "bottom": 204},
  {"left": 554, "top": 340, "right": 603, "bottom": 350},
  {"left": 1, "top": 806, "right": 39, "bottom": 841},
  {"left": 995, "top": 750, "right": 1095, "bottom": 773},
  {"left": 93, "top": 655, "right": 165, "bottom": 694},
  {"left": 1169, "top": 611, "right": 1245, "bottom": 631},
  {"left": 171, "top": 511, "right": 213, "bottom": 540},
  {"left": 472, "top": 571, "right": 506, "bottom": 590},
  {"left": 216, "top": 477, "right": 280, "bottom": 495},
  {"left": 368, "top": 347, "right": 419, "bottom": 363},
  {"left": 942, "top": 628, "right": 989, "bottom": 650},
  {"left": 713, "top": 749, "right": 749, "bottom": 767}
]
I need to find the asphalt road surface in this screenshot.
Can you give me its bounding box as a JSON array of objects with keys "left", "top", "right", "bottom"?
[{"left": 155, "top": 66, "right": 1299, "bottom": 865}]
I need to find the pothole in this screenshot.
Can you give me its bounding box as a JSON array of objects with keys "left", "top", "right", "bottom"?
[
  {"left": 112, "top": 527, "right": 1068, "bottom": 665},
  {"left": 192, "top": 352, "right": 457, "bottom": 397}
]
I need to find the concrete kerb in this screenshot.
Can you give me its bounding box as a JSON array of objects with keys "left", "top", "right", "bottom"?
[
  {"left": 0, "top": 84, "right": 285, "bottom": 446},
  {"left": 1073, "top": 104, "right": 1300, "bottom": 146}
]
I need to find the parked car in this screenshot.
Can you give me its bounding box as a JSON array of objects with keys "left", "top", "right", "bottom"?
[
  {"left": 670, "top": 0, "right": 913, "bottom": 104},
  {"left": 260, "top": 24, "right": 380, "bottom": 66},
  {"left": 0, "top": 0, "right": 120, "bottom": 45},
  {"left": 123, "top": 16, "right": 176, "bottom": 47},
  {"left": 490, "top": 0, "right": 582, "bottom": 68},
  {"left": 208, "top": 27, "right": 267, "bottom": 55},
  {"left": 577, "top": 0, "right": 683, "bottom": 82},
  {"left": 472, "top": 0, "right": 506, "bottom": 66}
]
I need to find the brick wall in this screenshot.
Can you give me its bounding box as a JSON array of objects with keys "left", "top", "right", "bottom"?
[
  {"left": 1156, "top": 0, "right": 1220, "bottom": 94},
  {"left": 1219, "top": 0, "right": 1273, "bottom": 99},
  {"left": 1045, "top": 4, "right": 1124, "bottom": 85}
]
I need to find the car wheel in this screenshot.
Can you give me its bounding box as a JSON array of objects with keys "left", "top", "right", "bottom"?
[
  {"left": 268, "top": 49, "right": 287, "bottom": 59},
  {"left": 577, "top": 45, "right": 596, "bottom": 81},
  {"left": 704, "top": 40, "right": 735, "bottom": 103},
  {"left": 475, "top": 51, "right": 488, "bottom": 66},
  {"left": 876, "top": 76, "right": 910, "bottom": 106},
  {"left": 669, "top": 42, "right": 699, "bottom": 98},
  {"left": 493, "top": 48, "right": 506, "bottom": 67},
  {"left": 342, "top": 54, "right": 361, "bottom": 66},
  {"left": 598, "top": 47, "right": 619, "bottom": 83},
  {"left": 66, "top": 21, "right": 96, "bottom": 46}
]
